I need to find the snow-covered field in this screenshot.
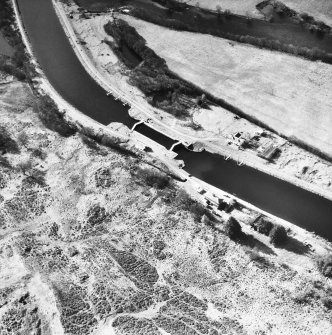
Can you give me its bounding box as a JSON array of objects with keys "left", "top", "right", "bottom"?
[{"left": 123, "top": 15, "right": 332, "bottom": 158}]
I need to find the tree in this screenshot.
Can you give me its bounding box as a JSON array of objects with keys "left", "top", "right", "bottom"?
[
  {"left": 251, "top": 217, "right": 272, "bottom": 236},
  {"left": 269, "top": 225, "right": 288, "bottom": 246},
  {"left": 0, "top": 127, "right": 19, "bottom": 154},
  {"left": 224, "top": 9, "right": 232, "bottom": 18},
  {"left": 37, "top": 95, "right": 77, "bottom": 137},
  {"left": 317, "top": 255, "right": 332, "bottom": 278},
  {"left": 225, "top": 216, "right": 242, "bottom": 240}
]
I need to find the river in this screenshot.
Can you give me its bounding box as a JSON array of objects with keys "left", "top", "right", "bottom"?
[{"left": 17, "top": 0, "right": 332, "bottom": 240}]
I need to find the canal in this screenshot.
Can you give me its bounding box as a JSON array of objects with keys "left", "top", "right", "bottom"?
[{"left": 17, "top": 0, "right": 332, "bottom": 240}]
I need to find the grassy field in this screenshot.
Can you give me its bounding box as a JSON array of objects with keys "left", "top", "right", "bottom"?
[
  {"left": 0, "top": 32, "right": 13, "bottom": 56},
  {"left": 123, "top": 15, "right": 332, "bottom": 157},
  {"left": 187, "top": 0, "right": 332, "bottom": 25}
]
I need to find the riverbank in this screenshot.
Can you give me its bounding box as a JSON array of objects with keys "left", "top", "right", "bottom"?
[
  {"left": 12, "top": 0, "right": 266, "bottom": 212},
  {"left": 13, "top": 0, "right": 332, "bottom": 242},
  {"left": 55, "top": 0, "right": 332, "bottom": 201},
  {"left": 11, "top": 0, "right": 133, "bottom": 150},
  {"left": 11, "top": 0, "right": 189, "bottom": 187}
]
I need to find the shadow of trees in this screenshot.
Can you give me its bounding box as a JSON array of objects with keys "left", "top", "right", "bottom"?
[
  {"left": 282, "top": 236, "right": 311, "bottom": 254},
  {"left": 240, "top": 233, "right": 276, "bottom": 256}
]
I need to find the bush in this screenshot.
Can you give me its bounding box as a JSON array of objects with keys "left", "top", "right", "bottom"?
[
  {"left": 0, "top": 2, "right": 32, "bottom": 81},
  {"left": 0, "top": 127, "right": 19, "bottom": 154},
  {"left": 87, "top": 205, "right": 106, "bottom": 225},
  {"left": 17, "top": 160, "right": 33, "bottom": 175},
  {"left": 299, "top": 12, "right": 309, "bottom": 21},
  {"left": 36, "top": 95, "right": 77, "bottom": 137},
  {"left": 0, "top": 58, "right": 27, "bottom": 80},
  {"left": 269, "top": 224, "right": 288, "bottom": 246},
  {"left": 322, "top": 297, "right": 332, "bottom": 310},
  {"left": 225, "top": 216, "right": 242, "bottom": 240},
  {"left": 135, "top": 167, "right": 169, "bottom": 189},
  {"left": 174, "top": 189, "right": 206, "bottom": 221},
  {"left": 0, "top": 156, "right": 10, "bottom": 168},
  {"left": 251, "top": 216, "right": 273, "bottom": 236},
  {"left": 294, "top": 288, "right": 317, "bottom": 304},
  {"left": 248, "top": 250, "right": 271, "bottom": 268},
  {"left": 317, "top": 255, "right": 332, "bottom": 278},
  {"left": 224, "top": 9, "right": 232, "bottom": 17},
  {"left": 31, "top": 148, "right": 47, "bottom": 160},
  {"left": 104, "top": 19, "right": 202, "bottom": 118}
]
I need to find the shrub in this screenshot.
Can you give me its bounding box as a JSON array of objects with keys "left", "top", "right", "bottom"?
[
  {"left": 317, "top": 255, "right": 332, "bottom": 278},
  {"left": 80, "top": 134, "right": 101, "bottom": 151},
  {"left": 251, "top": 217, "right": 273, "bottom": 236},
  {"left": 36, "top": 95, "right": 76, "bottom": 137},
  {"left": 225, "top": 216, "right": 242, "bottom": 240},
  {"left": 135, "top": 167, "right": 169, "bottom": 189},
  {"left": 32, "top": 169, "right": 47, "bottom": 184},
  {"left": 248, "top": 250, "right": 271, "bottom": 268},
  {"left": 299, "top": 12, "right": 309, "bottom": 21},
  {"left": 294, "top": 288, "right": 317, "bottom": 304},
  {"left": 17, "top": 159, "right": 33, "bottom": 175},
  {"left": 0, "top": 127, "right": 19, "bottom": 154},
  {"left": 104, "top": 19, "right": 201, "bottom": 118},
  {"left": 322, "top": 297, "right": 332, "bottom": 310},
  {"left": 269, "top": 224, "right": 288, "bottom": 246},
  {"left": 224, "top": 9, "right": 232, "bottom": 18},
  {"left": 174, "top": 189, "right": 206, "bottom": 221},
  {"left": 17, "top": 132, "right": 29, "bottom": 147},
  {"left": 31, "top": 148, "right": 47, "bottom": 160},
  {"left": 0, "top": 156, "right": 10, "bottom": 168},
  {"left": 87, "top": 205, "right": 106, "bottom": 225}
]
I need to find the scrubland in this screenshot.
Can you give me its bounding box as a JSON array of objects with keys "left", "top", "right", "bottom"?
[{"left": 0, "top": 74, "right": 332, "bottom": 335}]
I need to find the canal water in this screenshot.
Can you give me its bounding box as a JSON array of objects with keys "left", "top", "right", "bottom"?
[{"left": 17, "top": 0, "right": 332, "bottom": 240}]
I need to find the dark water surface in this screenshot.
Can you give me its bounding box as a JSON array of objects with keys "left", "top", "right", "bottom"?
[
  {"left": 17, "top": 0, "right": 332, "bottom": 240},
  {"left": 176, "top": 145, "right": 332, "bottom": 239},
  {"left": 17, "top": 0, "right": 134, "bottom": 126}
]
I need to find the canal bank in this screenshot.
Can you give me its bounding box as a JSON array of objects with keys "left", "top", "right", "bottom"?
[
  {"left": 15, "top": 0, "right": 332, "bottom": 241},
  {"left": 54, "top": 0, "right": 332, "bottom": 202}
]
